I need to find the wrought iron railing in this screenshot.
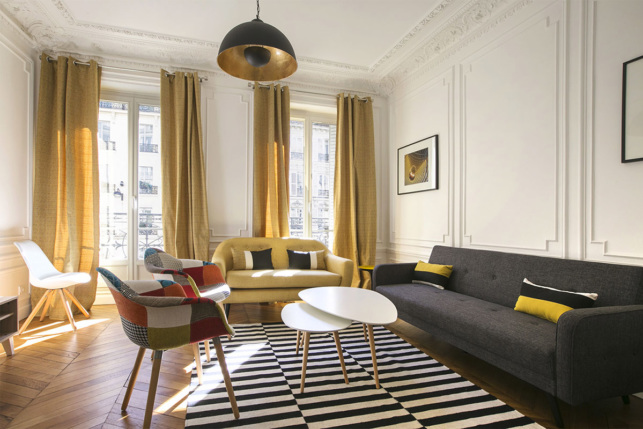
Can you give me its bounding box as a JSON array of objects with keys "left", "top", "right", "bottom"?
[{"left": 100, "top": 212, "right": 163, "bottom": 260}]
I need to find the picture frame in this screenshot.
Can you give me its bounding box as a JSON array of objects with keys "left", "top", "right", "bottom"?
[
  {"left": 397, "top": 135, "right": 438, "bottom": 195},
  {"left": 621, "top": 54, "right": 643, "bottom": 163}
]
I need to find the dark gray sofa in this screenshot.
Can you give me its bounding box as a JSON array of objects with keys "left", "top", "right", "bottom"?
[{"left": 373, "top": 245, "right": 643, "bottom": 426}]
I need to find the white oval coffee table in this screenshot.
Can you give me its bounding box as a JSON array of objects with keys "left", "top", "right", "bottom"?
[
  {"left": 299, "top": 287, "right": 398, "bottom": 388},
  {"left": 281, "top": 302, "right": 352, "bottom": 393}
]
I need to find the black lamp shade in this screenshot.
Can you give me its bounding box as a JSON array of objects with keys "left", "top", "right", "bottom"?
[{"left": 217, "top": 18, "right": 297, "bottom": 81}]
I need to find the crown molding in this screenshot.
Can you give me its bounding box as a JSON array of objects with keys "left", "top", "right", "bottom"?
[{"left": 2, "top": 0, "right": 531, "bottom": 97}]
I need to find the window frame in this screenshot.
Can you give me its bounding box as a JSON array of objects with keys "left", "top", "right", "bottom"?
[{"left": 290, "top": 109, "right": 336, "bottom": 245}]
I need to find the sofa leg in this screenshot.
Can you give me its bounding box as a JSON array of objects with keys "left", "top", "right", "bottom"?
[
  {"left": 547, "top": 394, "right": 564, "bottom": 428},
  {"left": 622, "top": 395, "right": 630, "bottom": 405}
]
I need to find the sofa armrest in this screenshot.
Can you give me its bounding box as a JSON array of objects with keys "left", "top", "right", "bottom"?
[
  {"left": 556, "top": 305, "right": 643, "bottom": 405},
  {"left": 212, "top": 255, "right": 230, "bottom": 280},
  {"left": 326, "top": 253, "right": 354, "bottom": 286},
  {"left": 372, "top": 263, "right": 416, "bottom": 289}
]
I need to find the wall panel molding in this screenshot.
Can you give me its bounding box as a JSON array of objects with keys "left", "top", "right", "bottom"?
[
  {"left": 584, "top": 0, "right": 643, "bottom": 264},
  {"left": 202, "top": 86, "right": 252, "bottom": 241},
  {"left": 390, "top": 69, "right": 454, "bottom": 249},
  {"left": 460, "top": 6, "right": 564, "bottom": 256}
]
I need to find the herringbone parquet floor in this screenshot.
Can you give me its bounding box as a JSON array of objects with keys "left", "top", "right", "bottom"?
[{"left": 1, "top": 303, "right": 642, "bottom": 428}]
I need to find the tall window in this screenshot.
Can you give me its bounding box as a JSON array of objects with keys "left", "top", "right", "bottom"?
[
  {"left": 98, "top": 95, "right": 162, "bottom": 280},
  {"left": 289, "top": 113, "right": 336, "bottom": 248}
]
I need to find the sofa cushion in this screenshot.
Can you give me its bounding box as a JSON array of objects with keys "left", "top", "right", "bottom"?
[
  {"left": 232, "top": 248, "right": 273, "bottom": 270},
  {"left": 413, "top": 261, "right": 452, "bottom": 289},
  {"left": 287, "top": 250, "right": 326, "bottom": 270},
  {"left": 514, "top": 278, "right": 597, "bottom": 323},
  {"left": 226, "top": 269, "right": 342, "bottom": 289},
  {"left": 376, "top": 283, "right": 557, "bottom": 381}
]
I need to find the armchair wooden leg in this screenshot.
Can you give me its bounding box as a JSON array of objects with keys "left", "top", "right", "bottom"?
[
  {"left": 18, "top": 289, "right": 52, "bottom": 335},
  {"left": 213, "top": 337, "right": 239, "bottom": 419},
  {"left": 39, "top": 290, "right": 55, "bottom": 322},
  {"left": 144, "top": 350, "right": 163, "bottom": 429},
  {"left": 204, "top": 340, "right": 211, "bottom": 362},
  {"left": 122, "top": 347, "right": 146, "bottom": 411},
  {"left": 192, "top": 343, "right": 204, "bottom": 385},
  {"left": 63, "top": 288, "right": 90, "bottom": 318},
  {"left": 58, "top": 289, "right": 77, "bottom": 331}
]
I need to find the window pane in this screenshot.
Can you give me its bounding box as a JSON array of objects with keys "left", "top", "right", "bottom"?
[
  {"left": 289, "top": 119, "right": 305, "bottom": 238},
  {"left": 99, "top": 100, "right": 129, "bottom": 260},
  {"left": 137, "top": 104, "right": 163, "bottom": 259},
  {"left": 311, "top": 122, "right": 335, "bottom": 249}
]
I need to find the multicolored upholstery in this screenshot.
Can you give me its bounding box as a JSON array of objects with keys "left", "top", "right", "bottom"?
[
  {"left": 144, "top": 248, "right": 231, "bottom": 302},
  {"left": 97, "top": 267, "right": 233, "bottom": 350}
]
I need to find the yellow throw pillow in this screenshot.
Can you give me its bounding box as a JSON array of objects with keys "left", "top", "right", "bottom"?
[
  {"left": 412, "top": 261, "right": 453, "bottom": 289},
  {"left": 514, "top": 278, "right": 598, "bottom": 323}
]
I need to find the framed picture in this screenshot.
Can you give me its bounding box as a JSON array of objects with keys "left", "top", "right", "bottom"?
[
  {"left": 397, "top": 135, "right": 438, "bottom": 195},
  {"left": 622, "top": 55, "right": 643, "bottom": 163}
]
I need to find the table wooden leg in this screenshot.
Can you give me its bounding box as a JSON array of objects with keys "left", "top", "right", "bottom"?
[
  {"left": 295, "top": 330, "right": 301, "bottom": 355},
  {"left": 333, "top": 331, "right": 348, "bottom": 384},
  {"left": 367, "top": 324, "right": 380, "bottom": 388},
  {"left": 363, "top": 323, "right": 368, "bottom": 341},
  {"left": 300, "top": 332, "right": 310, "bottom": 393}
]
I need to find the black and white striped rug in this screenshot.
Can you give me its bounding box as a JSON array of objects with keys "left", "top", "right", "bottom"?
[{"left": 186, "top": 323, "right": 542, "bottom": 428}]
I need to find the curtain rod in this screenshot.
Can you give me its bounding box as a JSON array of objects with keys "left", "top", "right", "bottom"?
[
  {"left": 42, "top": 55, "right": 208, "bottom": 82},
  {"left": 248, "top": 82, "right": 372, "bottom": 100}
]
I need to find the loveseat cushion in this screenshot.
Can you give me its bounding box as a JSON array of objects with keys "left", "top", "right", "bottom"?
[
  {"left": 287, "top": 250, "right": 326, "bottom": 270},
  {"left": 232, "top": 248, "right": 274, "bottom": 270},
  {"left": 226, "top": 269, "right": 342, "bottom": 289},
  {"left": 376, "top": 283, "right": 557, "bottom": 382}
]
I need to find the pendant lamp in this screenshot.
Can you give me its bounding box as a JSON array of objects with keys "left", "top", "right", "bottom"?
[{"left": 217, "top": 0, "right": 297, "bottom": 81}]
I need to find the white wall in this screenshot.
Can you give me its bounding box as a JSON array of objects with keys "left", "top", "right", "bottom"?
[
  {"left": 386, "top": 0, "right": 643, "bottom": 268},
  {"left": 0, "top": 19, "right": 34, "bottom": 319}
]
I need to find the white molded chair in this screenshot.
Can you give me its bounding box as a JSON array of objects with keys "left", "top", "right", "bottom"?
[{"left": 14, "top": 240, "right": 91, "bottom": 334}]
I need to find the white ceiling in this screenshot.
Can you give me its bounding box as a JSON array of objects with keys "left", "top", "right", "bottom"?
[{"left": 1, "top": 0, "right": 512, "bottom": 93}]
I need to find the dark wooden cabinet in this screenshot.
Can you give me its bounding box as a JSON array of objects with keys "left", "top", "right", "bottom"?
[{"left": 0, "top": 296, "right": 18, "bottom": 356}]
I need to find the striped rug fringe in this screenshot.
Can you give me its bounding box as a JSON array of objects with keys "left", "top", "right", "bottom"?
[{"left": 185, "top": 323, "right": 543, "bottom": 428}]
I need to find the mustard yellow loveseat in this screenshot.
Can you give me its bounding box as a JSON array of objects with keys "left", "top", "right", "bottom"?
[{"left": 212, "top": 237, "right": 354, "bottom": 304}]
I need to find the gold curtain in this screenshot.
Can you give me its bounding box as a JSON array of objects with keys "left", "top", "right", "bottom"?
[
  {"left": 333, "top": 94, "right": 377, "bottom": 288},
  {"left": 253, "top": 83, "right": 290, "bottom": 237},
  {"left": 32, "top": 54, "right": 101, "bottom": 318},
  {"left": 160, "top": 71, "right": 210, "bottom": 260}
]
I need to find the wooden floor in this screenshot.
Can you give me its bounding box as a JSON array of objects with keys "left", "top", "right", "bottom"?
[{"left": 1, "top": 303, "right": 642, "bottom": 428}]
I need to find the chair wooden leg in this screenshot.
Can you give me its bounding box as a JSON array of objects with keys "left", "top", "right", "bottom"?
[
  {"left": 18, "top": 290, "right": 52, "bottom": 335},
  {"left": 39, "top": 290, "right": 55, "bottom": 322},
  {"left": 63, "top": 288, "right": 90, "bottom": 318},
  {"left": 213, "top": 337, "right": 239, "bottom": 419},
  {"left": 204, "top": 340, "right": 211, "bottom": 362},
  {"left": 58, "top": 289, "right": 77, "bottom": 331},
  {"left": 122, "top": 347, "right": 146, "bottom": 411},
  {"left": 144, "top": 350, "right": 163, "bottom": 429},
  {"left": 192, "top": 343, "right": 204, "bottom": 385}
]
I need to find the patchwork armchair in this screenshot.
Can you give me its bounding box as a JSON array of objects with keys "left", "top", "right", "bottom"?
[
  {"left": 97, "top": 267, "right": 238, "bottom": 428},
  {"left": 144, "top": 248, "right": 232, "bottom": 359}
]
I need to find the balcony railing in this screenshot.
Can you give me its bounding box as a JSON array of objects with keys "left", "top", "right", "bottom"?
[
  {"left": 139, "top": 181, "right": 158, "bottom": 195},
  {"left": 100, "top": 212, "right": 163, "bottom": 260},
  {"left": 139, "top": 143, "right": 159, "bottom": 153}
]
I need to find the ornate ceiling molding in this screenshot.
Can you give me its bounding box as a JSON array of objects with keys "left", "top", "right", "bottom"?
[{"left": 1, "top": 0, "right": 531, "bottom": 97}]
